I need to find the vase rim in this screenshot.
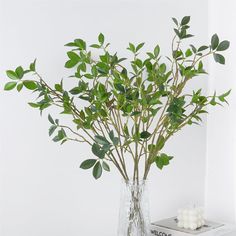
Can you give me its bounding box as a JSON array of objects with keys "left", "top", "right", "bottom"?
[{"left": 122, "top": 179, "right": 148, "bottom": 185}]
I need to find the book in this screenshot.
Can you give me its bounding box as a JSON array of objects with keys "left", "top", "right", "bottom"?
[{"left": 150, "top": 217, "right": 236, "bottom": 236}]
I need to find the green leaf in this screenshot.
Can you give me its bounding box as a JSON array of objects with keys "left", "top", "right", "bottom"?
[
  {"left": 93, "top": 162, "right": 102, "bottom": 179},
  {"left": 213, "top": 53, "right": 225, "bottom": 64},
  {"left": 78, "top": 62, "right": 86, "bottom": 72},
  {"left": 123, "top": 124, "right": 129, "bottom": 137},
  {"left": 90, "top": 44, "right": 101, "bottom": 48},
  {"left": 154, "top": 45, "right": 160, "bottom": 57},
  {"left": 30, "top": 59, "right": 36, "bottom": 71},
  {"left": 67, "top": 51, "right": 79, "bottom": 60},
  {"left": 92, "top": 143, "right": 105, "bottom": 159},
  {"left": 84, "top": 74, "right": 93, "bottom": 79},
  {"left": 146, "top": 52, "right": 155, "bottom": 59},
  {"left": 95, "top": 135, "right": 110, "bottom": 145},
  {"left": 65, "top": 51, "right": 80, "bottom": 68},
  {"left": 6, "top": 70, "right": 19, "bottom": 80},
  {"left": 210, "top": 92, "right": 217, "bottom": 106},
  {"left": 140, "top": 131, "right": 151, "bottom": 139},
  {"left": 80, "top": 159, "right": 97, "bottom": 169},
  {"left": 96, "top": 62, "right": 110, "bottom": 74},
  {"left": 131, "top": 111, "right": 141, "bottom": 116},
  {"left": 55, "top": 83, "right": 63, "bottom": 92},
  {"left": 23, "top": 80, "right": 38, "bottom": 90},
  {"left": 49, "top": 125, "right": 57, "bottom": 136},
  {"left": 69, "top": 87, "right": 81, "bottom": 95},
  {"left": 98, "top": 33, "right": 105, "bottom": 45},
  {"left": 156, "top": 135, "right": 165, "bottom": 151},
  {"left": 149, "top": 97, "right": 161, "bottom": 105},
  {"left": 113, "top": 137, "right": 119, "bottom": 146},
  {"left": 190, "top": 44, "right": 197, "bottom": 53},
  {"left": 136, "top": 42, "right": 145, "bottom": 52},
  {"left": 92, "top": 143, "right": 100, "bottom": 156},
  {"left": 52, "top": 135, "right": 62, "bottom": 142},
  {"left": 155, "top": 153, "right": 173, "bottom": 170},
  {"left": 17, "top": 83, "right": 23, "bottom": 92},
  {"left": 198, "top": 61, "right": 203, "bottom": 71},
  {"left": 173, "top": 49, "right": 182, "bottom": 58},
  {"left": 65, "top": 60, "right": 77, "bottom": 68},
  {"left": 48, "top": 114, "right": 54, "bottom": 124},
  {"left": 217, "top": 40, "right": 230, "bottom": 51},
  {"left": 127, "top": 43, "right": 136, "bottom": 53},
  {"left": 60, "top": 128, "right": 66, "bottom": 138},
  {"left": 172, "top": 17, "right": 178, "bottom": 26},
  {"left": 155, "top": 156, "right": 164, "bottom": 170},
  {"left": 28, "top": 102, "right": 40, "bottom": 108},
  {"left": 148, "top": 144, "right": 155, "bottom": 152},
  {"left": 185, "top": 49, "right": 192, "bottom": 57},
  {"left": 60, "top": 139, "right": 67, "bottom": 145},
  {"left": 211, "top": 34, "right": 219, "bottom": 50},
  {"left": 181, "top": 16, "right": 190, "bottom": 25},
  {"left": 15, "top": 66, "right": 24, "bottom": 79},
  {"left": 114, "top": 83, "right": 125, "bottom": 93},
  {"left": 102, "top": 161, "right": 110, "bottom": 171},
  {"left": 74, "top": 39, "right": 86, "bottom": 50},
  {"left": 102, "top": 143, "right": 111, "bottom": 152},
  {"left": 198, "top": 45, "right": 209, "bottom": 52},
  {"left": 218, "top": 89, "right": 231, "bottom": 103},
  {"left": 65, "top": 42, "right": 76, "bottom": 47},
  {"left": 4, "top": 82, "right": 17, "bottom": 90},
  {"left": 53, "top": 129, "right": 66, "bottom": 142},
  {"left": 174, "top": 29, "right": 181, "bottom": 38},
  {"left": 108, "top": 130, "right": 115, "bottom": 141},
  {"left": 108, "top": 130, "right": 118, "bottom": 145}
]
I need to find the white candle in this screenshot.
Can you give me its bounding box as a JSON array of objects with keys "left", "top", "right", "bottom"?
[{"left": 177, "top": 206, "right": 205, "bottom": 231}]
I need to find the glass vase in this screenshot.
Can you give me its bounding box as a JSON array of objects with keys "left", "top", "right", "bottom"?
[{"left": 118, "top": 180, "right": 150, "bottom": 236}]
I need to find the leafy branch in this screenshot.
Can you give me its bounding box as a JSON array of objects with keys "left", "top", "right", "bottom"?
[{"left": 4, "top": 16, "right": 231, "bottom": 182}]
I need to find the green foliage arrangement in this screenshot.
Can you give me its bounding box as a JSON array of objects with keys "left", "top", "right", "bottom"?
[{"left": 4, "top": 16, "right": 230, "bottom": 181}]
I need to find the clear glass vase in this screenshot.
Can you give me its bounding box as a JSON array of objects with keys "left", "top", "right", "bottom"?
[{"left": 118, "top": 180, "right": 150, "bottom": 236}]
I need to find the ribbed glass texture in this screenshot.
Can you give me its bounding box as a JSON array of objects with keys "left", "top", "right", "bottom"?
[{"left": 118, "top": 180, "right": 150, "bottom": 236}]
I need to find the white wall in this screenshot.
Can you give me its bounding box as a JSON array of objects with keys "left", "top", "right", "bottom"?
[
  {"left": 205, "top": 0, "right": 236, "bottom": 223},
  {"left": 0, "top": 0, "right": 209, "bottom": 235}
]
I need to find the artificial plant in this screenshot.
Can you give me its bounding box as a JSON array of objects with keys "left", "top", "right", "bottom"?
[{"left": 4, "top": 16, "right": 230, "bottom": 182}]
